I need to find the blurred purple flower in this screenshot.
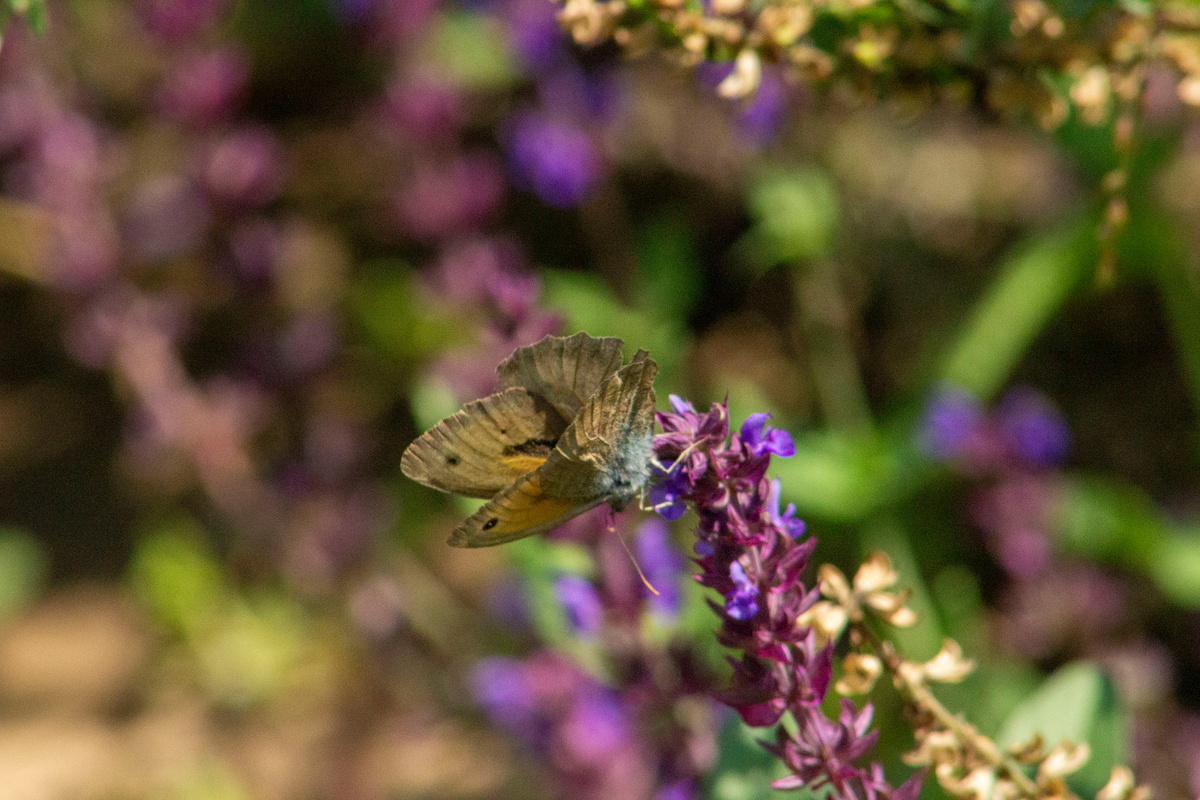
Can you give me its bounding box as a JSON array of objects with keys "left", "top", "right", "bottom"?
[
  {"left": 34, "top": 116, "right": 105, "bottom": 211},
  {"left": 156, "top": 48, "right": 248, "bottom": 128},
  {"left": 0, "top": 77, "right": 58, "bottom": 156},
  {"left": 739, "top": 412, "right": 795, "bottom": 458},
  {"left": 919, "top": 386, "right": 982, "bottom": 460},
  {"left": 997, "top": 388, "right": 1069, "bottom": 467},
  {"left": 736, "top": 68, "right": 787, "bottom": 145},
  {"left": 656, "top": 780, "right": 697, "bottom": 800},
  {"left": 385, "top": 76, "right": 463, "bottom": 141},
  {"left": 634, "top": 517, "right": 686, "bottom": 619},
  {"left": 556, "top": 574, "right": 604, "bottom": 635},
  {"left": 123, "top": 175, "right": 211, "bottom": 261},
  {"left": 504, "top": 0, "right": 566, "bottom": 73},
  {"left": 277, "top": 312, "right": 339, "bottom": 378},
  {"left": 471, "top": 656, "right": 536, "bottom": 731},
  {"left": 560, "top": 690, "right": 632, "bottom": 765},
  {"left": 506, "top": 111, "right": 600, "bottom": 208},
  {"left": 138, "top": 0, "right": 227, "bottom": 41},
  {"left": 53, "top": 211, "right": 121, "bottom": 291},
  {"left": 227, "top": 218, "right": 281, "bottom": 284},
  {"left": 348, "top": 575, "right": 405, "bottom": 639},
  {"left": 539, "top": 66, "right": 621, "bottom": 122},
  {"left": 395, "top": 152, "right": 505, "bottom": 241},
  {"left": 198, "top": 127, "right": 286, "bottom": 209}
]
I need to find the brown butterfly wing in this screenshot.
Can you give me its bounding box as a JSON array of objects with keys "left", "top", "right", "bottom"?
[
  {"left": 446, "top": 471, "right": 605, "bottom": 547},
  {"left": 538, "top": 351, "right": 658, "bottom": 504},
  {"left": 447, "top": 352, "right": 659, "bottom": 548},
  {"left": 496, "top": 332, "right": 626, "bottom": 421},
  {"left": 401, "top": 387, "right": 569, "bottom": 499}
]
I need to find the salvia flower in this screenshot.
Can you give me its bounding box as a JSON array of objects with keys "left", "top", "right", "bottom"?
[
  {"left": 739, "top": 412, "right": 795, "bottom": 458},
  {"left": 651, "top": 399, "right": 921, "bottom": 800}
]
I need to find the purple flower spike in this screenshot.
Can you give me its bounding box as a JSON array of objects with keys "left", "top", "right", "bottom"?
[
  {"left": 555, "top": 575, "right": 604, "bottom": 635},
  {"left": 740, "top": 412, "right": 795, "bottom": 458},
  {"left": 668, "top": 394, "right": 695, "bottom": 414},
  {"left": 653, "top": 396, "right": 920, "bottom": 799}
]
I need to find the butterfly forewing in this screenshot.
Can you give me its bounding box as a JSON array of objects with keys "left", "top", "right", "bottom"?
[
  {"left": 400, "top": 387, "right": 569, "bottom": 498},
  {"left": 497, "top": 332, "right": 625, "bottom": 421}
]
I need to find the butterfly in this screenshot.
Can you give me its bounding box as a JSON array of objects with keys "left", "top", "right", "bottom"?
[{"left": 401, "top": 332, "right": 659, "bottom": 547}]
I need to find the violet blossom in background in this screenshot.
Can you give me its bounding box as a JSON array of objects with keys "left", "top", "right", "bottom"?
[
  {"left": 651, "top": 398, "right": 922, "bottom": 800},
  {"left": 735, "top": 67, "right": 788, "bottom": 146},
  {"left": 556, "top": 574, "right": 604, "bottom": 635},
  {"left": 469, "top": 651, "right": 657, "bottom": 799},
  {"left": 503, "top": 0, "right": 566, "bottom": 74},
  {"left": 394, "top": 152, "right": 506, "bottom": 241},
  {"left": 997, "top": 388, "right": 1070, "bottom": 468},
  {"left": 918, "top": 386, "right": 983, "bottom": 461},
  {"left": 156, "top": 48, "right": 249, "bottom": 128},
  {"left": 384, "top": 75, "right": 464, "bottom": 141},
  {"left": 138, "top": 0, "right": 227, "bottom": 41},
  {"left": 921, "top": 386, "right": 1071, "bottom": 580},
  {"left": 505, "top": 110, "right": 600, "bottom": 208},
  {"left": 197, "top": 127, "right": 287, "bottom": 210},
  {"left": 633, "top": 518, "right": 686, "bottom": 621}
]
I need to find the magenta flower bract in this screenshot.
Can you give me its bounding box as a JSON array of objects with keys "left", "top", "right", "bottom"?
[{"left": 652, "top": 398, "right": 923, "bottom": 800}]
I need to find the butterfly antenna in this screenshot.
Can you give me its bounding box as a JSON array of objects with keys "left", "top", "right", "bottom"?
[
  {"left": 607, "top": 517, "right": 659, "bottom": 596},
  {"left": 655, "top": 439, "right": 702, "bottom": 476}
]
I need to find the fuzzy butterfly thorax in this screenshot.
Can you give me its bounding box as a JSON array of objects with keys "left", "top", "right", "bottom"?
[{"left": 400, "top": 332, "right": 658, "bottom": 547}]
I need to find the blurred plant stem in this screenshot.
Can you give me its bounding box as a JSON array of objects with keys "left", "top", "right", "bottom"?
[
  {"left": 579, "top": 178, "right": 639, "bottom": 305},
  {"left": 791, "top": 260, "right": 873, "bottom": 433}
]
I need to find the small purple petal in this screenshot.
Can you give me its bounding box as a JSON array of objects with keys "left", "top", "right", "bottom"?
[
  {"left": 555, "top": 575, "right": 603, "bottom": 635},
  {"left": 918, "top": 387, "right": 982, "bottom": 460},
  {"left": 669, "top": 394, "right": 695, "bottom": 414}
]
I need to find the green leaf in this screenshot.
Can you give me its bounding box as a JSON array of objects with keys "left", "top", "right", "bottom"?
[
  {"left": 772, "top": 429, "right": 931, "bottom": 522},
  {"left": 738, "top": 167, "right": 839, "bottom": 269},
  {"left": 1052, "top": 476, "right": 1166, "bottom": 567},
  {"left": 1149, "top": 530, "right": 1200, "bottom": 607},
  {"left": 425, "top": 12, "right": 516, "bottom": 90},
  {"left": 998, "top": 661, "right": 1125, "bottom": 797},
  {"left": 128, "top": 517, "right": 228, "bottom": 636},
  {"left": 540, "top": 268, "right": 685, "bottom": 386},
  {"left": 636, "top": 213, "right": 702, "bottom": 320},
  {"left": 0, "top": 527, "right": 45, "bottom": 620},
  {"left": 1143, "top": 212, "right": 1200, "bottom": 443},
  {"left": 350, "top": 261, "right": 468, "bottom": 363},
  {"left": 937, "top": 218, "right": 1095, "bottom": 400}
]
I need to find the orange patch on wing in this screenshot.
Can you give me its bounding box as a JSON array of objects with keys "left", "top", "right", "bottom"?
[
  {"left": 497, "top": 453, "right": 548, "bottom": 476},
  {"left": 488, "top": 481, "right": 577, "bottom": 534}
]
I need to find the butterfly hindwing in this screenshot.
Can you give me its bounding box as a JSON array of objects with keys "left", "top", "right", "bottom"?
[
  {"left": 497, "top": 332, "right": 625, "bottom": 422},
  {"left": 539, "top": 351, "right": 658, "bottom": 504},
  {"left": 400, "top": 387, "right": 569, "bottom": 498},
  {"left": 447, "top": 471, "right": 605, "bottom": 547}
]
